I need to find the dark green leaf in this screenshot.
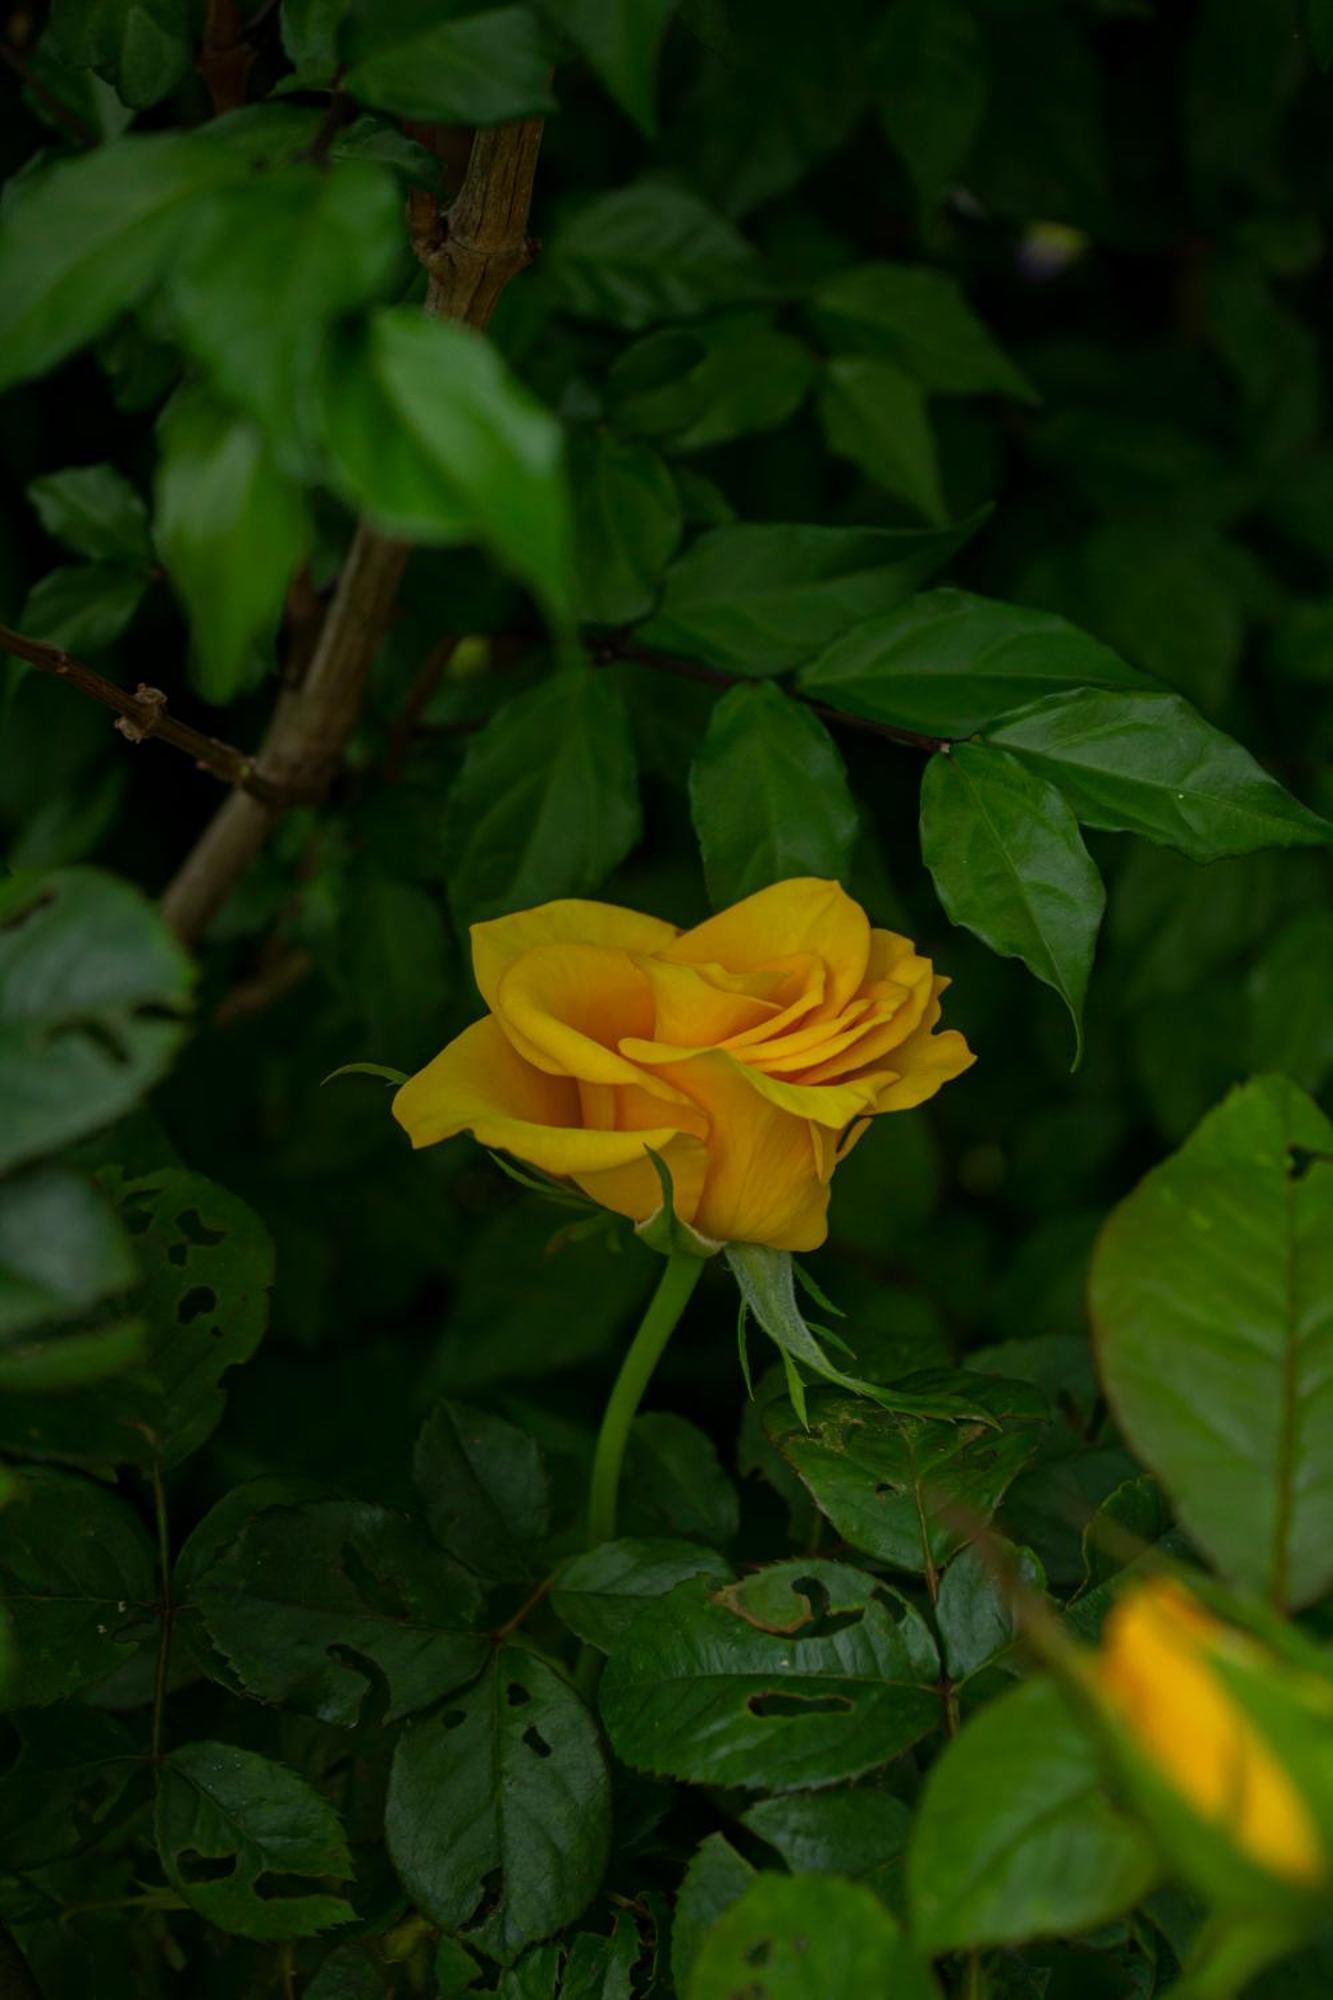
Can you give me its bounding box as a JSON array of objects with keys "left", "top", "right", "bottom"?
[
  {"left": 0, "top": 1707, "right": 137, "bottom": 1871},
  {"left": 19, "top": 562, "right": 148, "bottom": 655},
  {"left": 688, "top": 1872, "right": 938, "bottom": 2000},
  {"left": 546, "top": 0, "right": 677, "bottom": 132},
  {"left": 0, "top": 1468, "right": 156, "bottom": 1706},
  {"left": 47, "top": 0, "right": 191, "bottom": 107},
  {"left": 764, "top": 1382, "right": 1046, "bottom": 1573},
  {"left": 386, "top": 1644, "right": 611, "bottom": 1959},
  {"left": 27, "top": 463, "right": 151, "bottom": 563},
  {"left": 560, "top": 1912, "right": 640, "bottom": 2000},
  {"left": 190, "top": 1498, "right": 487, "bottom": 1724},
  {"left": 606, "top": 315, "right": 814, "bottom": 452},
  {"left": 281, "top": 0, "right": 346, "bottom": 73},
  {"left": 550, "top": 1538, "right": 733, "bottom": 1652},
  {"left": 343, "top": 3, "right": 554, "bottom": 123},
  {"left": 935, "top": 1538, "right": 1045, "bottom": 1683},
  {"left": 986, "top": 688, "right": 1333, "bottom": 861},
  {"left": 920, "top": 744, "right": 1105, "bottom": 1060},
  {"left": 740, "top": 1789, "right": 911, "bottom": 1904},
  {"left": 444, "top": 668, "right": 640, "bottom": 928},
  {"left": 599, "top": 1560, "right": 940, "bottom": 1790},
  {"left": 812, "top": 263, "right": 1033, "bottom": 401},
  {"left": 798, "top": 590, "right": 1152, "bottom": 737},
  {"left": 306, "top": 1944, "right": 388, "bottom": 2000},
  {"left": 0, "top": 868, "right": 193, "bottom": 1174},
  {"left": 689, "top": 682, "right": 858, "bottom": 907},
  {"left": 338, "top": 870, "right": 451, "bottom": 1072},
  {"left": 568, "top": 429, "right": 682, "bottom": 627},
  {"left": 321, "top": 309, "right": 573, "bottom": 622},
  {"left": 671, "top": 1835, "right": 755, "bottom": 1996},
  {"left": 907, "top": 1677, "right": 1157, "bottom": 1952},
  {"left": 156, "top": 1740, "right": 356, "bottom": 1939},
  {"left": 642, "top": 520, "right": 982, "bottom": 675},
  {"left": 0, "top": 1168, "right": 135, "bottom": 1339},
  {"left": 620, "top": 1413, "right": 739, "bottom": 1545},
  {"left": 818, "top": 357, "right": 945, "bottom": 521},
  {"left": 1249, "top": 911, "right": 1333, "bottom": 1093},
  {"left": 545, "top": 179, "right": 762, "bottom": 330},
  {"left": 875, "top": 0, "right": 988, "bottom": 211},
  {"left": 1092, "top": 1075, "right": 1333, "bottom": 1609},
  {"left": 154, "top": 386, "right": 307, "bottom": 704},
  {"left": 167, "top": 161, "right": 404, "bottom": 443},
  {"left": 414, "top": 1399, "right": 549, "bottom": 1583}
]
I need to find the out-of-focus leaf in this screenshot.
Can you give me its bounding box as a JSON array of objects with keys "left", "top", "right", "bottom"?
[
  {"left": 444, "top": 668, "right": 640, "bottom": 928},
  {"left": 920, "top": 744, "right": 1105, "bottom": 1061},
  {"left": 1093, "top": 1076, "right": 1333, "bottom": 1609},
  {"left": 414, "top": 1399, "right": 549, "bottom": 1583},
  {"left": 338, "top": 869, "right": 451, "bottom": 1073},
  {"left": 606, "top": 315, "right": 814, "bottom": 452},
  {"left": 599, "top": 1560, "right": 939, "bottom": 1790},
  {"left": 818, "top": 356, "right": 945, "bottom": 521},
  {"left": 908, "top": 1676, "right": 1158, "bottom": 1951},
  {"left": 0, "top": 1168, "right": 141, "bottom": 1393},
  {"left": 47, "top": 0, "right": 192, "bottom": 107},
  {"left": 568, "top": 429, "right": 682, "bottom": 627},
  {"left": 551, "top": 1538, "right": 732, "bottom": 1652},
  {"left": 642, "top": 520, "right": 982, "bottom": 675},
  {"left": 386, "top": 1645, "right": 611, "bottom": 1959},
  {"left": 343, "top": 3, "right": 554, "bottom": 123},
  {"left": 1249, "top": 911, "right": 1333, "bottom": 1093},
  {"left": 27, "top": 463, "right": 151, "bottom": 563},
  {"left": 812, "top": 263, "right": 1033, "bottom": 401},
  {"left": 875, "top": 0, "right": 987, "bottom": 211},
  {"left": 545, "top": 0, "right": 678, "bottom": 132},
  {"left": 0, "top": 1707, "right": 137, "bottom": 1871},
  {"left": 0, "top": 868, "right": 193, "bottom": 1174},
  {"left": 689, "top": 682, "right": 858, "bottom": 907},
  {"left": 546, "top": 179, "right": 763, "bottom": 330},
  {"left": 156, "top": 1741, "right": 356, "bottom": 1939},
  {"left": 688, "top": 1872, "right": 939, "bottom": 2000},
  {"left": 19, "top": 562, "right": 148, "bottom": 655},
  {"left": 936, "top": 1538, "right": 1045, "bottom": 1684},
  {"left": 154, "top": 387, "right": 307, "bottom": 704}
]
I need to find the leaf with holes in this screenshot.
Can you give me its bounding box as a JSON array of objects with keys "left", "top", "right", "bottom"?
[
  {"left": 386, "top": 1644, "right": 611, "bottom": 1962},
  {"left": 189, "top": 1498, "right": 488, "bottom": 1726},
  {"left": 763, "top": 1382, "right": 1047, "bottom": 1575},
  {"left": 1092, "top": 1075, "right": 1333, "bottom": 1609},
  {"left": 156, "top": 1740, "right": 356, "bottom": 1940},
  {"left": 0, "top": 1468, "right": 157, "bottom": 1708},
  {"left": 414, "top": 1399, "right": 549, "bottom": 1584},
  {"left": 908, "top": 1676, "right": 1158, "bottom": 1953},
  {"left": 687, "top": 1872, "right": 940, "bottom": 2000},
  {"left": 0, "top": 868, "right": 193, "bottom": 1174},
  {"left": 551, "top": 1538, "right": 733, "bottom": 1652},
  {"left": 599, "top": 1559, "right": 940, "bottom": 1791}
]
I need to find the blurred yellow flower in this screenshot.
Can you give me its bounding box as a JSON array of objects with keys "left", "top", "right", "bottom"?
[
  {"left": 1096, "top": 1578, "right": 1325, "bottom": 1888},
  {"left": 394, "top": 877, "right": 973, "bottom": 1250}
]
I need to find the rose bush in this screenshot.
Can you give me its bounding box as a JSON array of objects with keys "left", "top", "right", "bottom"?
[{"left": 393, "top": 877, "right": 973, "bottom": 1250}]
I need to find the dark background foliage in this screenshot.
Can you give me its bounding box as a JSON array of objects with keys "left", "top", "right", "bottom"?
[{"left": 2, "top": 0, "right": 1333, "bottom": 1995}]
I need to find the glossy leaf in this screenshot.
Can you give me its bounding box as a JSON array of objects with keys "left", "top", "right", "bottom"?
[
  {"left": 689, "top": 682, "right": 858, "bottom": 907},
  {"left": 551, "top": 1538, "right": 732, "bottom": 1652},
  {"left": 688, "top": 1873, "right": 939, "bottom": 2000},
  {"left": 920, "top": 743, "right": 1105, "bottom": 1060},
  {"left": 599, "top": 1560, "right": 940, "bottom": 1790},
  {"left": 1093, "top": 1076, "right": 1333, "bottom": 1608},
  {"left": 546, "top": 179, "right": 762, "bottom": 330}
]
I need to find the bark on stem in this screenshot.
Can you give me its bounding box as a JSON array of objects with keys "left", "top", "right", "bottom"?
[{"left": 159, "top": 116, "right": 545, "bottom": 942}]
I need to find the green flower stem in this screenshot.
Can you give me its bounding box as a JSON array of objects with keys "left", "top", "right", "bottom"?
[{"left": 586, "top": 1250, "right": 706, "bottom": 1549}]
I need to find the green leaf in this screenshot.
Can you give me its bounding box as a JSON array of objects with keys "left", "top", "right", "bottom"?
[
  {"left": 936, "top": 1538, "right": 1045, "bottom": 1684},
  {"left": 281, "top": 0, "right": 346, "bottom": 72},
  {"left": 0, "top": 1706, "right": 137, "bottom": 1872},
  {"left": 907, "top": 1677, "right": 1158, "bottom": 1952},
  {"left": 545, "top": 0, "right": 677, "bottom": 132},
  {"left": 0, "top": 1168, "right": 141, "bottom": 1394},
  {"left": 920, "top": 744, "right": 1104, "bottom": 1061},
  {"left": 322, "top": 309, "right": 573, "bottom": 622},
  {"left": 343, "top": 2, "right": 554, "bottom": 123},
  {"left": 605, "top": 315, "right": 815, "bottom": 453},
  {"left": 19, "top": 561, "right": 149, "bottom": 654},
  {"left": 560, "top": 1913, "right": 641, "bottom": 2000},
  {"left": 740, "top": 1790, "right": 911, "bottom": 1905},
  {"left": 812, "top": 263, "right": 1034, "bottom": 401},
  {"left": 0, "top": 1467, "right": 156, "bottom": 1706},
  {"left": 167, "top": 161, "right": 404, "bottom": 444},
  {"left": 817, "top": 356, "right": 946, "bottom": 521},
  {"left": 687, "top": 1872, "right": 939, "bottom": 2000},
  {"left": 414, "top": 1399, "right": 549, "bottom": 1584},
  {"left": 545, "top": 178, "right": 763, "bottom": 330},
  {"left": 156, "top": 1741, "right": 356, "bottom": 1939},
  {"left": 27, "top": 462, "right": 151, "bottom": 563},
  {"left": 154, "top": 387, "right": 307, "bottom": 704},
  {"left": 1249, "top": 911, "right": 1333, "bottom": 1094},
  {"left": 875, "top": 0, "right": 988, "bottom": 211},
  {"left": 568, "top": 429, "right": 682, "bottom": 627},
  {"left": 986, "top": 688, "right": 1333, "bottom": 862},
  {"left": 764, "top": 1383, "right": 1046, "bottom": 1574},
  {"left": 672, "top": 1835, "right": 756, "bottom": 1996},
  {"left": 444, "top": 668, "right": 640, "bottom": 929},
  {"left": 689, "top": 682, "right": 858, "bottom": 907},
  {"left": 641, "top": 520, "right": 983, "bottom": 675},
  {"left": 599, "top": 1559, "right": 940, "bottom": 1790},
  {"left": 0, "top": 868, "right": 193, "bottom": 1174},
  {"left": 798, "top": 589, "right": 1152, "bottom": 737},
  {"left": 1092, "top": 1075, "right": 1333, "bottom": 1609},
  {"left": 620, "top": 1413, "right": 740, "bottom": 1545},
  {"left": 0, "top": 133, "right": 241, "bottom": 391},
  {"left": 47, "top": 0, "right": 192, "bottom": 107},
  {"left": 190, "top": 1497, "right": 488, "bottom": 1724},
  {"left": 550, "top": 1538, "right": 733, "bottom": 1652},
  {"left": 338, "top": 870, "right": 451, "bottom": 1072},
  {"left": 386, "top": 1644, "right": 611, "bottom": 1959}
]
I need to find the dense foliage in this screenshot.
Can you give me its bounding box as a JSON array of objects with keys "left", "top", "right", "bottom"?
[{"left": 3, "top": 1, "right": 1333, "bottom": 1995}]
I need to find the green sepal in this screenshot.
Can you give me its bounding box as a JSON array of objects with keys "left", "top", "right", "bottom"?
[
  {"left": 634, "top": 1150, "right": 722, "bottom": 1260},
  {"left": 322, "top": 1061, "right": 410, "bottom": 1087},
  {"left": 484, "top": 1151, "right": 597, "bottom": 1212}
]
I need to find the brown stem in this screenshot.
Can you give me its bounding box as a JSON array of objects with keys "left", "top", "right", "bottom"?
[
  {"left": 198, "top": 0, "right": 253, "bottom": 114},
  {"left": 0, "top": 623, "right": 312, "bottom": 806},
  {"left": 603, "top": 641, "right": 949, "bottom": 755},
  {"left": 160, "top": 116, "right": 546, "bottom": 943}
]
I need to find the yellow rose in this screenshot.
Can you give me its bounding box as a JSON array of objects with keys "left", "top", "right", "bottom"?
[
  {"left": 1096, "top": 1578, "right": 1326, "bottom": 1888},
  {"left": 393, "top": 877, "right": 973, "bottom": 1251}
]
